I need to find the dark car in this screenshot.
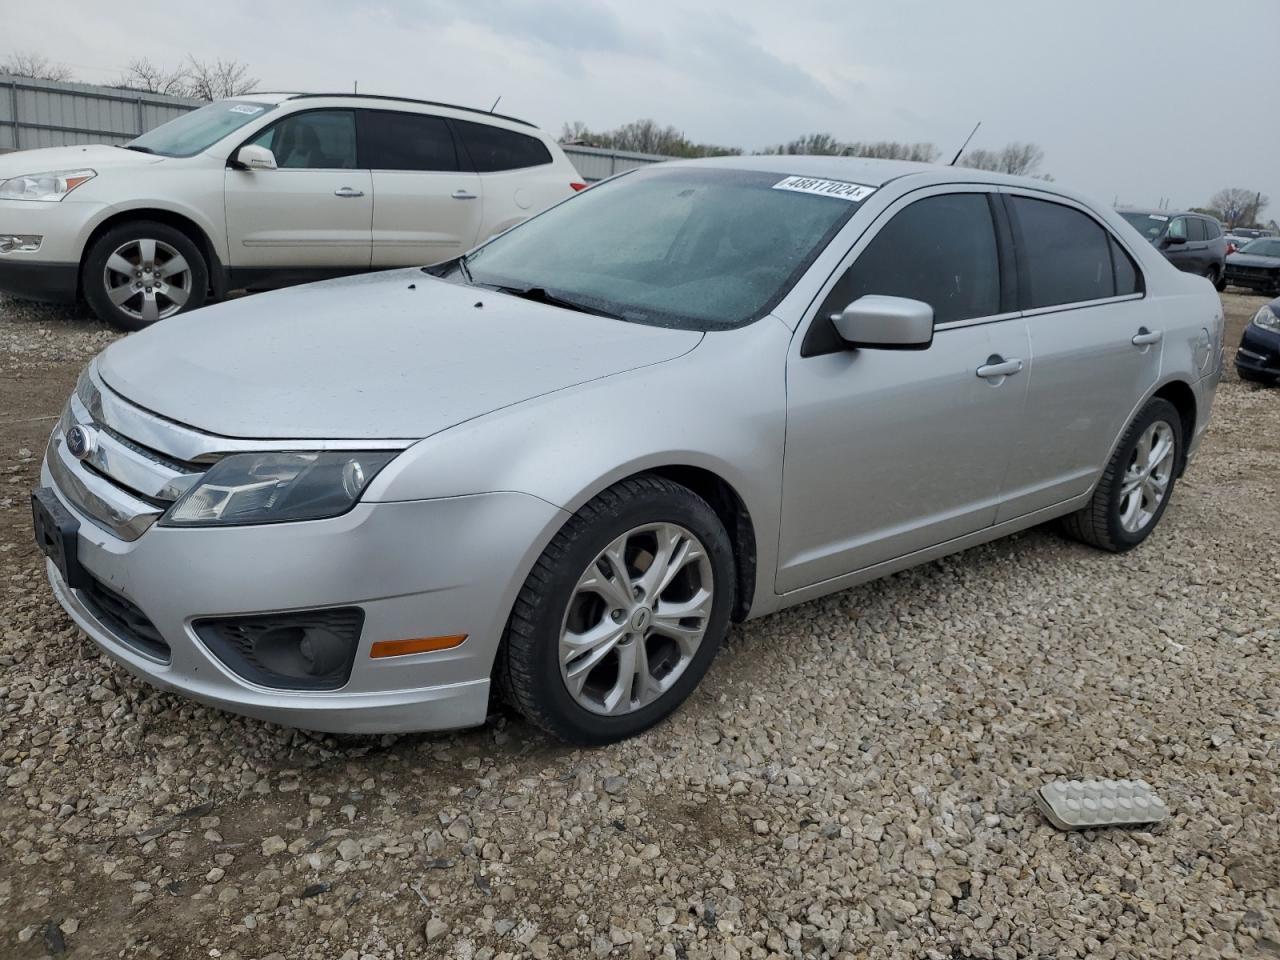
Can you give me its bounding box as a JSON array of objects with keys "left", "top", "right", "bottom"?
[
  {"left": 1223, "top": 237, "right": 1280, "bottom": 295},
  {"left": 1118, "top": 209, "right": 1228, "bottom": 290},
  {"left": 1236, "top": 296, "right": 1280, "bottom": 383}
]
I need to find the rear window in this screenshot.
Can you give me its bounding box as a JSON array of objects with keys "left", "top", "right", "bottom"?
[
  {"left": 357, "top": 110, "right": 458, "bottom": 171},
  {"left": 1011, "top": 196, "right": 1116, "bottom": 308},
  {"left": 453, "top": 119, "right": 553, "bottom": 172}
]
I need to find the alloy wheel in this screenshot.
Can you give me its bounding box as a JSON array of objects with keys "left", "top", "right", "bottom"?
[
  {"left": 1118, "top": 420, "right": 1176, "bottom": 533},
  {"left": 559, "top": 522, "right": 714, "bottom": 716},
  {"left": 102, "top": 237, "right": 193, "bottom": 324}
]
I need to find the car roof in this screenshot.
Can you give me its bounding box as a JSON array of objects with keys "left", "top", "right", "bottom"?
[{"left": 246, "top": 92, "right": 535, "bottom": 128}]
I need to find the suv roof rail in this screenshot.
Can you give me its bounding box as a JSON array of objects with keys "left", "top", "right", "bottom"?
[{"left": 269, "top": 92, "right": 536, "bottom": 128}]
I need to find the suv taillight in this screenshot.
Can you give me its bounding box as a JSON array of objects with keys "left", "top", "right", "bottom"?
[{"left": 570, "top": 182, "right": 587, "bottom": 192}]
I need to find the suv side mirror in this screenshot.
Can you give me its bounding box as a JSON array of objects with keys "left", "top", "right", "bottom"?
[
  {"left": 1163, "top": 234, "right": 1187, "bottom": 246},
  {"left": 233, "top": 145, "right": 277, "bottom": 171},
  {"left": 831, "top": 295, "right": 934, "bottom": 350}
]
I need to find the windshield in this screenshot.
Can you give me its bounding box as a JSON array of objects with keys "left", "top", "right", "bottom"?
[
  {"left": 126, "top": 100, "right": 276, "bottom": 158},
  {"left": 1240, "top": 239, "right": 1280, "bottom": 257},
  {"left": 1120, "top": 211, "right": 1170, "bottom": 241},
  {"left": 462, "top": 166, "right": 866, "bottom": 331}
]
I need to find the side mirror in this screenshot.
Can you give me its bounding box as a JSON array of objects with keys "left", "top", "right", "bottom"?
[
  {"left": 1163, "top": 234, "right": 1187, "bottom": 246},
  {"left": 831, "top": 295, "right": 934, "bottom": 350},
  {"left": 233, "top": 144, "right": 277, "bottom": 170}
]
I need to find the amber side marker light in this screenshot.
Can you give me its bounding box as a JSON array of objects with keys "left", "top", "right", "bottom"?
[{"left": 370, "top": 635, "right": 467, "bottom": 658}]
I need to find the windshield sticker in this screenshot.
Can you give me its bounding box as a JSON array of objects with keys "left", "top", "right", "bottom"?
[
  {"left": 773, "top": 176, "right": 876, "bottom": 202},
  {"left": 228, "top": 104, "right": 265, "bottom": 115},
  {"left": 1147, "top": 214, "right": 1169, "bottom": 221}
]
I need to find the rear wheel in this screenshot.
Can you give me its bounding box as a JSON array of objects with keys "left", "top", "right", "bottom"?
[
  {"left": 83, "top": 221, "right": 208, "bottom": 330},
  {"left": 1207, "top": 264, "right": 1227, "bottom": 292},
  {"left": 1059, "top": 398, "right": 1183, "bottom": 552},
  {"left": 496, "top": 475, "right": 735, "bottom": 745}
]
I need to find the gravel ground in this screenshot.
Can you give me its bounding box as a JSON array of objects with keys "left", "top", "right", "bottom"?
[{"left": 1, "top": 291, "right": 1277, "bottom": 960}]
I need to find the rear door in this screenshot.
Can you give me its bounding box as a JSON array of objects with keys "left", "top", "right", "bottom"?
[
  {"left": 995, "top": 191, "right": 1161, "bottom": 521},
  {"left": 356, "top": 109, "right": 483, "bottom": 267},
  {"left": 223, "top": 109, "right": 372, "bottom": 269}
]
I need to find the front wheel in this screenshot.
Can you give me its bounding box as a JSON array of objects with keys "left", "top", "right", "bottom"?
[
  {"left": 83, "top": 221, "right": 208, "bottom": 331},
  {"left": 496, "top": 475, "right": 735, "bottom": 745},
  {"left": 1059, "top": 398, "right": 1183, "bottom": 552}
]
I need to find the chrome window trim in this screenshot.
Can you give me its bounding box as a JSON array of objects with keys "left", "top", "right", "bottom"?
[{"left": 1017, "top": 292, "right": 1146, "bottom": 319}]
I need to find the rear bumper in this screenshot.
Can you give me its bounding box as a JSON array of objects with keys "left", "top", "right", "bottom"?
[{"left": 0, "top": 259, "right": 78, "bottom": 303}]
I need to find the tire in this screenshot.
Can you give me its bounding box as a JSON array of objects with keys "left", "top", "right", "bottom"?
[
  {"left": 1059, "top": 398, "right": 1183, "bottom": 552},
  {"left": 83, "top": 221, "right": 208, "bottom": 331},
  {"left": 1209, "top": 265, "right": 1227, "bottom": 292},
  {"left": 496, "top": 475, "right": 736, "bottom": 745}
]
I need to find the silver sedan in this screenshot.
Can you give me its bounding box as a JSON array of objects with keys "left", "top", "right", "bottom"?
[{"left": 34, "top": 157, "right": 1223, "bottom": 743}]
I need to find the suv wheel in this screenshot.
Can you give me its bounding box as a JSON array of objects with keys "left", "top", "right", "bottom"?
[
  {"left": 496, "top": 475, "right": 735, "bottom": 745},
  {"left": 83, "top": 221, "right": 208, "bottom": 330},
  {"left": 1059, "top": 397, "right": 1183, "bottom": 552},
  {"left": 1207, "top": 265, "right": 1227, "bottom": 292}
]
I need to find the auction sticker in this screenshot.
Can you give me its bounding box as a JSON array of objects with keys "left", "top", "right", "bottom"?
[
  {"left": 773, "top": 176, "right": 876, "bottom": 202},
  {"left": 228, "top": 104, "right": 265, "bottom": 115}
]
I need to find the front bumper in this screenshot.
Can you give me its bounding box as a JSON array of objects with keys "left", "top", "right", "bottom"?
[
  {"left": 40, "top": 457, "right": 565, "bottom": 733},
  {"left": 1224, "top": 267, "right": 1280, "bottom": 293},
  {"left": 0, "top": 258, "right": 78, "bottom": 303},
  {"left": 0, "top": 196, "right": 105, "bottom": 302},
  {"left": 1235, "top": 322, "right": 1280, "bottom": 381}
]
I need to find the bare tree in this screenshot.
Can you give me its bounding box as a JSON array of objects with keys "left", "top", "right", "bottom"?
[
  {"left": 960, "top": 141, "right": 1046, "bottom": 177},
  {"left": 763, "top": 133, "right": 844, "bottom": 155},
  {"left": 558, "top": 119, "right": 740, "bottom": 158},
  {"left": 3, "top": 51, "right": 73, "bottom": 82},
  {"left": 761, "top": 135, "right": 939, "bottom": 160},
  {"left": 1209, "top": 187, "right": 1270, "bottom": 228},
  {"left": 115, "top": 57, "right": 190, "bottom": 97},
  {"left": 181, "top": 56, "right": 259, "bottom": 101}
]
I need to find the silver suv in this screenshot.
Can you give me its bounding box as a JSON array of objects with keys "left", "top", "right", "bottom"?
[{"left": 34, "top": 157, "right": 1223, "bottom": 744}]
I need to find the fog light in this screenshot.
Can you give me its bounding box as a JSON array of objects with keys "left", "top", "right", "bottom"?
[
  {"left": 0, "top": 234, "right": 42, "bottom": 254},
  {"left": 193, "top": 608, "right": 364, "bottom": 691}
]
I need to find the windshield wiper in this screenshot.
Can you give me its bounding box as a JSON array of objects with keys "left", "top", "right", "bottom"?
[
  {"left": 121, "top": 144, "right": 155, "bottom": 154},
  {"left": 492, "top": 285, "right": 623, "bottom": 320}
]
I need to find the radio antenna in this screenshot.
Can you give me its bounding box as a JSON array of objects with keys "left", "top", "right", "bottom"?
[
  {"left": 489, "top": 95, "right": 502, "bottom": 113},
  {"left": 949, "top": 121, "right": 981, "bottom": 166}
]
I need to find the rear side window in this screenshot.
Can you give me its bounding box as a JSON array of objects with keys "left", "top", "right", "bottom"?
[
  {"left": 453, "top": 119, "right": 553, "bottom": 172},
  {"left": 357, "top": 110, "right": 458, "bottom": 171},
  {"left": 1203, "top": 219, "right": 1221, "bottom": 239},
  {"left": 1187, "top": 218, "right": 1207, "bottom": 241},
  {"left": 1009, "top": 196, "right": 1115, "bottom": 307},
  {"left": 1110, "top": 237, "right": 1142, "bottom": 296},
  {"left": 817, "top": 193, "right": 1001, "bottom": 327}
]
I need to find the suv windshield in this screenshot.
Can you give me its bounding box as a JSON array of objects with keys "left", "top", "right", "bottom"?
[
  {"left": 1240, "top": 239, "right": 1280, "bottom": 257},
  {"left": 462, "top": 166, "right": 866, "bottom": 331},
  {"left": 126, "top": 100, "right": 276, "bottom": 158},
  {"left": 1119, "top": 211, "right": 1170, "bottom": 241}
]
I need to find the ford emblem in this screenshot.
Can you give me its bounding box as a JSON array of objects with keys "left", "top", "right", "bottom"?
[{"left": 65, "top": 424, "right": 96, "bottom": 461}]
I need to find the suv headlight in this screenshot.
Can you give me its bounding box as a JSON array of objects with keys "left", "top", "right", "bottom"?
[
  {"left": 161, "top": 451, "right": 397, "bottom": 527},
  {"left": 1252, "top": 304, "right": 1280, "bottom": 333},
  {"left": 0, "top": 168, "right": 96, "bottom": 202}
]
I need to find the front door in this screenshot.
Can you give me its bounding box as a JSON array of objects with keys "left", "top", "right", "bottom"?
[
  {"left": 224, "top": 108, "right": 372, "bottom": 270},
  {"left": 356, "top": 109, "right": 484, "bottom": 267},
  {"left": 777, "top": 189, "right": 1026, "bottom": 592}
]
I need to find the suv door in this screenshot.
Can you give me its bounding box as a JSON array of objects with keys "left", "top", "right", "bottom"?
[
  {"left": 356, "top": 109, "right": 483, "bottom": 267},
  {"left": 223, "top": 109, "right": 372, "bottom": 271},
  {"left": 777, "top": 188, "right": 1028, "bottom": 592},
  {"left": 995, "top": 192, "right": 1161, "bottom": 521}
]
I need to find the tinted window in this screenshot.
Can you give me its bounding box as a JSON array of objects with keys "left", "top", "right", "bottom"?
[
  {"left": 818, "top": 193, "right": 1000, "bottom": 326},
  {"left": 453, "top": 119, "right": 552, "bottom": 172},
  {"left": 1203, "top": 219, "right": 1221, "bottom": 239},
  {"left": 357, "top": 110, "right": 458, "bottom": 171},
  {"left": 1010, "top": 196, "right": 1114, "bottom": 307},
  {"left": 1186, "top": 218, "right": 1207, "bottom": 241},
  {"left": 252, "top": 110, "right": 356, "bottom": 169},
  {"left": 1110, "top": 237, "right": 1141, "bottom": 295}
]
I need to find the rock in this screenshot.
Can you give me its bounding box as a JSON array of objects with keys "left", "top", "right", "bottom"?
[
  {"left": 602, "top": 776, "right": 629, "bottom": 795},
  {"left": 425, "top": 917, "right": 449, "bottom": 943},
  {"left": 260, "top": 836, "right": 287, "bottom": 856}
]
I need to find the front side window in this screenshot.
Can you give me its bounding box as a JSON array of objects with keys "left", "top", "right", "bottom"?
[
  {"left": 453, "top": 119, "right": 552, "bottom": 172},
  {"left": 463, "top": 166, "right": 862, "bottom": 330},
  {"left": 251, "top": 110, "right": 357, "bottom": 169},
  {"left": 357, "top": 110, "right": 458, "bottom": 171},
  {"left": 1010, "top": 196, "right": 1115, "bottom": 308},
  {"left": 817, "top": 193, "right": 1001, "bottom": 327},
  {"left": 127, "top": 100, "right": 276, "bottom": 158},
  {"left": 1166, "top": 217, "right": 1188, "bottom": 240}
]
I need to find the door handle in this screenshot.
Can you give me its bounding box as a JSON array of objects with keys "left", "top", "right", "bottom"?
[
  {"left": 451, "top": 189, "right": 478, "bottom": 200},
  {"left": 975, "top": 355, "right": 1024, "bottom": 379},
  {"left": 1131, "top": 327, "right": 1163, "bottom": 346},
  {"left": 333, "top": 187, "right": 364, "bottom": 198}
]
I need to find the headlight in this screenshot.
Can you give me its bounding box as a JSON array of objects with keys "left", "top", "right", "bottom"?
[
  {"left": 161, "top": 451, "right": 397, "bottom": 527},
  {"left": 0, "top": 168, "right": 96, "bottom": 202},
  {"left": 1253, "top": 304, "right": 1280, "bottom": 333}
]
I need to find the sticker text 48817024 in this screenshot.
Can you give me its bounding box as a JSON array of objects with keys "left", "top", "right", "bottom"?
[{"left": 772, "top": 176, "right": 876, "bottom": 203}]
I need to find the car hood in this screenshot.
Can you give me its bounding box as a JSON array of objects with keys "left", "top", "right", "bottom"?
[
  {"left": 97, "top": 270, "right": 703, "bottom": 440},
  {"left": 0, "top": 144, "right": 163, "bottom": 179},
  {"left": 1227, "top": 253, "right": 1280, "bottom": 267}
]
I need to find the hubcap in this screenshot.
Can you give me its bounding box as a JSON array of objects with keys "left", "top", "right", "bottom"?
[
  {"left": 559, "top": 522, "right": 714, "bottom": 717},
  {"left": 103, "top": 238, "right": 192, "bottom": 323},
  {"left": 1119, "top": 420, "right": 1176, "bottom": 533}
]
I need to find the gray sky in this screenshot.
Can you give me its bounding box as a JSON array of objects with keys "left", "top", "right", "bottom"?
[{"left": 13, "top": 0, "right": 1280, "bottom": 217}]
